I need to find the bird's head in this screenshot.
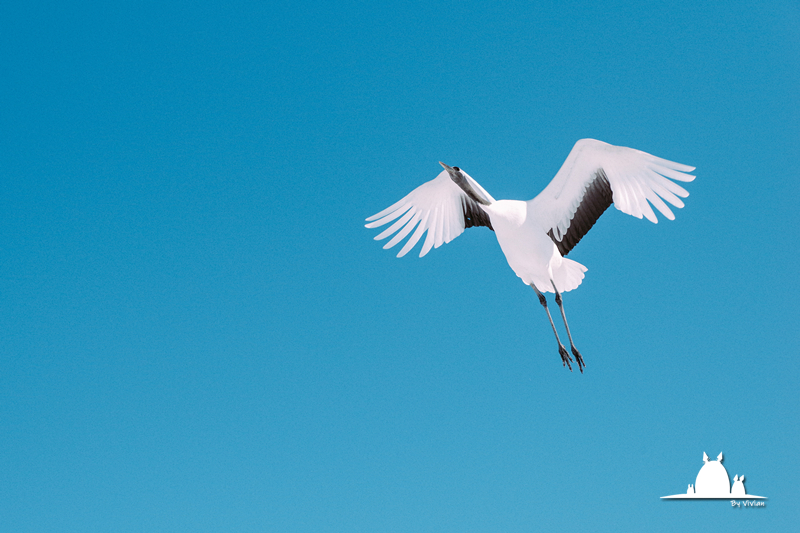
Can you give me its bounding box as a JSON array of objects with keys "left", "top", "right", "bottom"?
[{"left": 439, "top": 162, "right": 491, "bottom": 206}]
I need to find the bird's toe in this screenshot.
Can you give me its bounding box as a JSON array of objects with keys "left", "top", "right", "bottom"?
[
  {"left": 558, "top": 345, "right": 573, "bottom": 371},
  {"left": 571, "top": 346, "right": 585, "bottom": 374}
]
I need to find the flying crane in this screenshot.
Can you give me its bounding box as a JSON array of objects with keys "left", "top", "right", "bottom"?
[{"left": 365, "top": 139, "right": 695, "bottom": 372}]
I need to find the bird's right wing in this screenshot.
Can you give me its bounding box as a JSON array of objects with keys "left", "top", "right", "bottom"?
[
  {"left": 531, "top": 139, "right": 695, "bottom": 255},
  {"left": 365, "top": 169, "right": 494, "bottom": 258}
]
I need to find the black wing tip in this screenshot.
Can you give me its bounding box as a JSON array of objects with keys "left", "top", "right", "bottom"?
[
  {"left": 548, "top": 169, "right": 612, "bottom": 255},
  {"left": 461, "top": 196, "right": 494, "bottom": 231}
]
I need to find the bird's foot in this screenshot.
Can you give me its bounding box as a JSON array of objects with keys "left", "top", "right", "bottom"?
[
  {"left": 558, "top": 344, "right": 573, "bottom": 371},
  {"left": 571, "top": 345, "right": 585, "bottom": 374}
]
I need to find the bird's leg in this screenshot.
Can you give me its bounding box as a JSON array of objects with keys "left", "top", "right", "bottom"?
[
  {"left": 530, "top": 284, "right": 573, "bottom": 371},
  {"left": 550, "top": 280, "right": 585, "bottom": 373}
]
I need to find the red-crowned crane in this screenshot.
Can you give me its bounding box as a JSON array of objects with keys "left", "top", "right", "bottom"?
[{"left": 366, "top": 139, "right": 695, "bottom": 372}]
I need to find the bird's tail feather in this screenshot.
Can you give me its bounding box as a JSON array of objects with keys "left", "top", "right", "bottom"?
[{"left": 552, "top": 258, "right": 587, "bottom": 293}]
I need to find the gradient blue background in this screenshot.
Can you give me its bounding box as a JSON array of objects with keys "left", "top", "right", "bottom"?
[{"left": 2, "top": 0, "right": 798, "bottom": 531}]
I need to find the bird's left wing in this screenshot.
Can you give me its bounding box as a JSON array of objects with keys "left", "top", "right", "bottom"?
[
  {"left": 531, "top": 139, "right": 695, "bottom": 256},
  {"left": 365, "top": 169, "right": 494, "bottom": 258}
]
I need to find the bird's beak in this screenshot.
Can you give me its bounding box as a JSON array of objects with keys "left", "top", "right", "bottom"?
[{"left": 439, "top": 162, "right": 458, "bottom": 180}]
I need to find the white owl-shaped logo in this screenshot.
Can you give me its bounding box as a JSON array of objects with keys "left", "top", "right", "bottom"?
[{"left": 661, "top": 452, "right": 766, "bottom": 500}]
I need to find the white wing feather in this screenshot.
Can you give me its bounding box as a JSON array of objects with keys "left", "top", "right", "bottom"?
[
  {"left": 532, "top": 139, "right": 695, "bottom": 238},
  {"left": 365, "top": 169, "right": 494, "bottom": 258}
]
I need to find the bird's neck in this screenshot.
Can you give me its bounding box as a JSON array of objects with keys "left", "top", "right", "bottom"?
[{"left": 450, "top": 172, "right": 491, "bottom": 206}]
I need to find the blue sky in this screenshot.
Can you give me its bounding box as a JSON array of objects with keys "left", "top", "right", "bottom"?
[{"left": 1, "top": 0, "right": 798, "bottom": 531}]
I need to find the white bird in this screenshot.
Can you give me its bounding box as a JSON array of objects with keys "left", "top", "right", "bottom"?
[{"left": 365, "top": 139, "right": 695, "bottom": 372}]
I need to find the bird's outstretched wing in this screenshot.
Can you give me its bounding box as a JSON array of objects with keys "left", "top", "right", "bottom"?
[
  {"left": 365, "top": 169, "right": 495, "bottom": 258},
  {"left": 532, "top": 139, "right": 695, "bottom": 256}
]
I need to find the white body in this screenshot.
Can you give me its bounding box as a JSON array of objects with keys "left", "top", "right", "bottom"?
[{"left": 483, "top": 200, "right": 587, "bottom": 292}]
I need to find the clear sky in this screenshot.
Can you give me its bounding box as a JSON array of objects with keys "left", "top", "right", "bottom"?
[{"left": 1, "top": 0, "right": 798, "bottom": 531}]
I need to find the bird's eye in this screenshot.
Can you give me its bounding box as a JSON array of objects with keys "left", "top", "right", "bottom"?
[{"left": 453, "top": 167, "right": 460, "bottom": 172}]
